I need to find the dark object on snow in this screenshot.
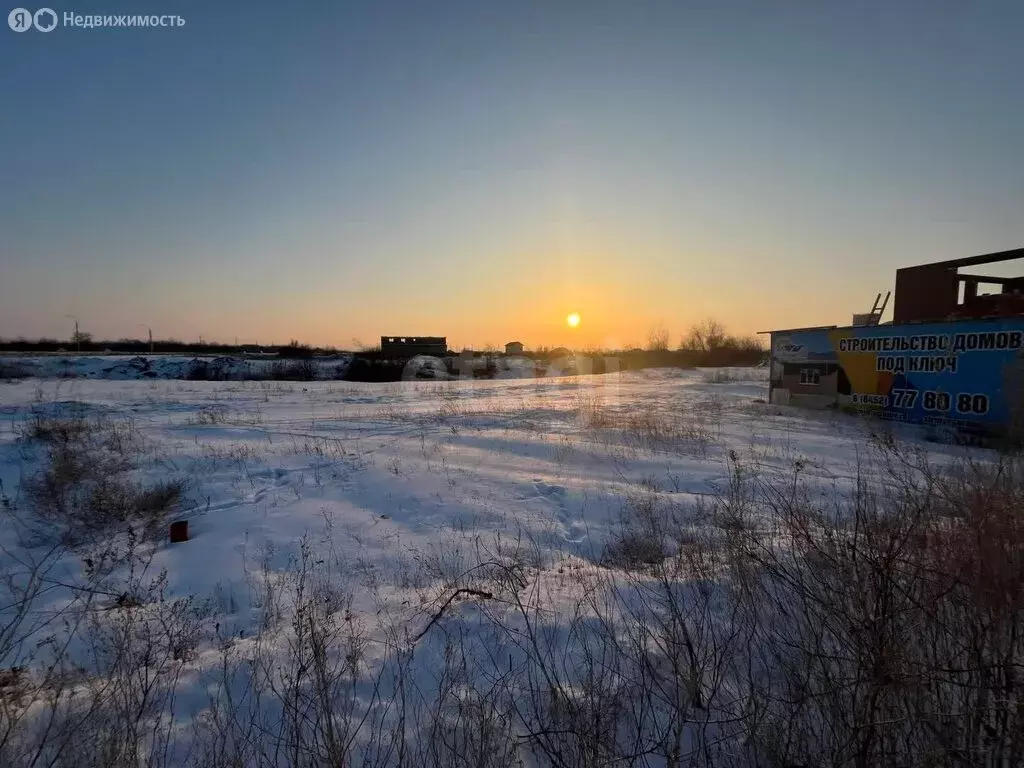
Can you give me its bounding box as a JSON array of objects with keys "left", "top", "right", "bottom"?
[{"left": 169, "top": 520, "right": 189, "bottom": 543}]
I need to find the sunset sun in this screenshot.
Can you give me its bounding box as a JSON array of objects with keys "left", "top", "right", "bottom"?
[{"left": 566, "top": 312, "right": 581, "bottom": 328}]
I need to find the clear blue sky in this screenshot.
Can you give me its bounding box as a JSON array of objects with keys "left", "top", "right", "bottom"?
[{"left": 2, "top": 0, "right": 1022, "bottom": 349}]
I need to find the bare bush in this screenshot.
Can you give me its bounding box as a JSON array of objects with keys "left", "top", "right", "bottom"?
[
  {"left": 458, "top": 444, "right": 1024, "bottom": 767},
  {"left": 647, "top": 322, "right": 671, "bottom": 352},
  {"left": 724, "top": 449, "right": 1024, "bottom": 767},
  {"left": 416, "top": 638, "right": 522, "bottom": 768},
  {"left": 681, "top": 318, "right": 728, "bottom": 353}
]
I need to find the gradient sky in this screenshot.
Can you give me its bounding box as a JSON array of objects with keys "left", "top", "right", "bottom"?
[{"left": 2, "top": 1, "right": 1023, "bottom": 350}]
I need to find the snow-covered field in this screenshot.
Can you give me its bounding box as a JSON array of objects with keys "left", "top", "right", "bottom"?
[
  {"left": 0, "top": 367, "right": 998, "bottom": 766},
  {"left": 2, "top": 368, "right": 790, "bottom": 604}
]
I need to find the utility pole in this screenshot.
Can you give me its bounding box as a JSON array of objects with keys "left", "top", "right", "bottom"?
[
  {"left": 65, "top": 314, "right": 80, "bottom": 353},
  {"left": 141, "top": 325, "right": 153, "bottom": 355}
]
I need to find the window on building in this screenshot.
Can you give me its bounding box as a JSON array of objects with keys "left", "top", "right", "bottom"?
[{"left": 800, "top": 368, "right": 821, "bottom": 385}]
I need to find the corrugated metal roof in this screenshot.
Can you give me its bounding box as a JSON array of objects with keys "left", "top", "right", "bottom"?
[
  {"left": 761, "top": 314, "right": 1024, "bottom": 336},
  {"left": 757, "top": 325, "right": 838, "bottom": 334}
]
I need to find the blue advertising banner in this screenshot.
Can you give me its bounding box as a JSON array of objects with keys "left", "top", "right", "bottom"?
[{"left": 769, "top": 317, "right": 1024, "bottom": 434}]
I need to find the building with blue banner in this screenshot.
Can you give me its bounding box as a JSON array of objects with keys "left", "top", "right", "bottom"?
[{"left": 767, "top": 249, "right": 1024, "bottom": 437}]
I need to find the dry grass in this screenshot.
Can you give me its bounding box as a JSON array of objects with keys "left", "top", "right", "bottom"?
[
  {"left": 2, "top": 400, "right": 1022, "bottom": 767},
  {"left": 0, "top": 362, "right": 33, "bottom": 381},
  {"left": 576, "top": 393, "right": 716, "bottom": 456},
  {"left": 17, "top": 410, "right": 188, "bottom": 543},
  {"left": 700, "top": 366, "right": 769, "bottom": 384}
]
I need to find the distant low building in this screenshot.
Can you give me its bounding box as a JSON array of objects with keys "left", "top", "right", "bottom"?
[
  {"left": 505, "top": 341, "right": 524, "bottom": 355},
  {"left": 380, "top": 336, "right": 447, "bottom": 358}
]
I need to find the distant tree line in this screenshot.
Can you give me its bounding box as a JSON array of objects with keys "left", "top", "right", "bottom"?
[
  {"left": 0, "top": 337, "right": 336, "bottom": 358},
  {"left": 634, "top": 318, "right": 765, "bottom": 366},
  {"left": 1, "top": 319, "right": 765, "bottom": 369},
  {"left": 676, "top": 318, "right": 764, "bottom": 365}
]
